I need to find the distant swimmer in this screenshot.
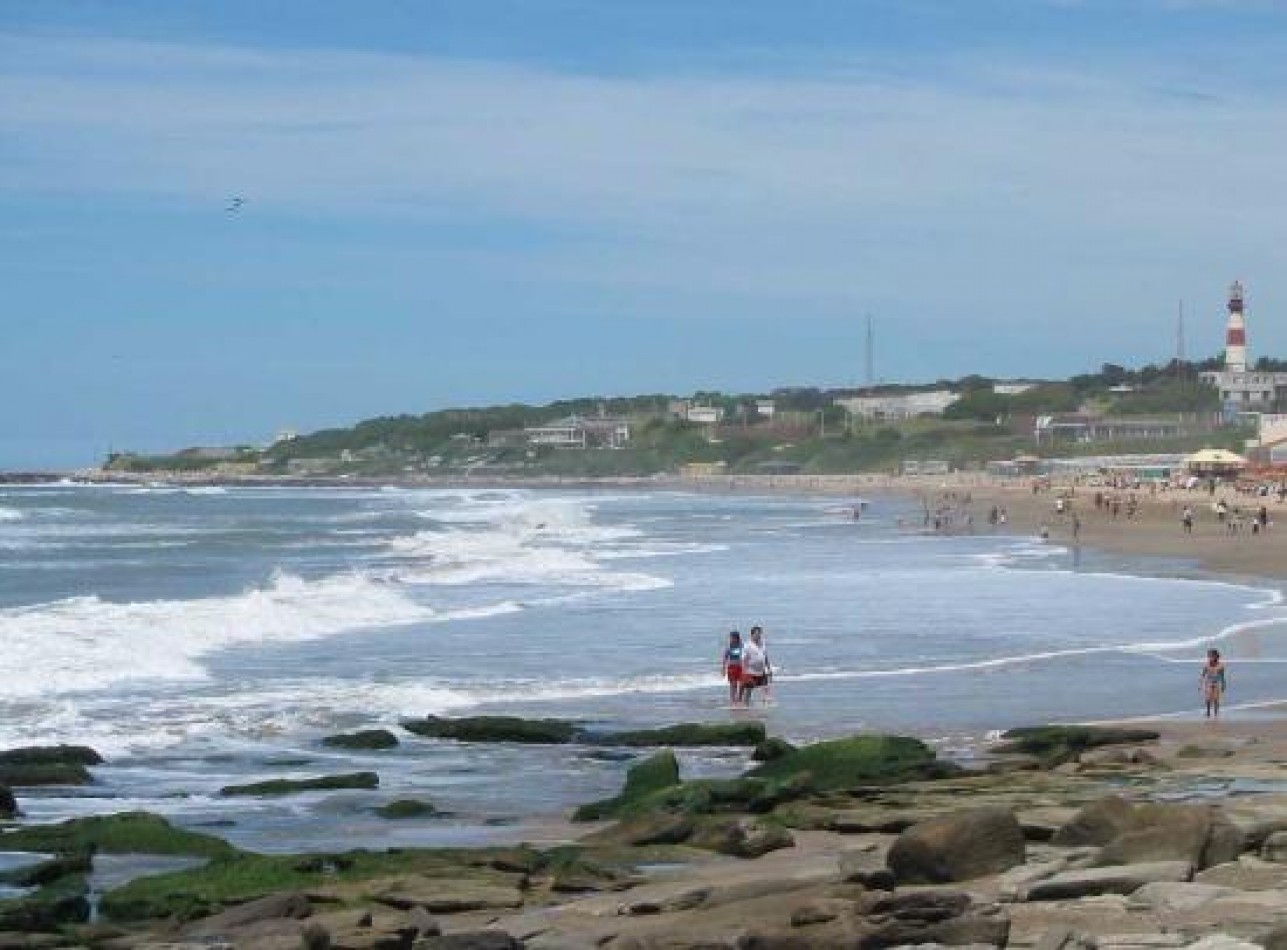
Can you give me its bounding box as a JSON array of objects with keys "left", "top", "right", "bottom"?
[
  {"left": 1200, "top": 648, "right": 1227, "bottom": 719},
  {"left": 226, "top": 196, "right": 247, "bottom": 213}
]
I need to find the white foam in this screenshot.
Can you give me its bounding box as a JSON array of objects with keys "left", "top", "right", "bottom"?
[{"left": 0, "top": 507, "right": 23, "bottom": 522}]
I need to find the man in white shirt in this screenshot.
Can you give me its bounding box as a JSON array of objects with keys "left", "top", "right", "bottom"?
[{"left": 740, "top": 628, "right": 769, "bottom": 705}]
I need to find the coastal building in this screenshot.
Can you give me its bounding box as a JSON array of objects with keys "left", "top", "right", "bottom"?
[
  {"left": 1033, "top": 414, "right": 1199, "bottom": 445},
  {"left": 685, "top": 405, "right": 725, "bottom": 425},
  {"left": 523, "top": 415, "right": 631, "bottom": 449},
  {"left": 835, "top": 390, "right": 959, "bottom": 421},
  {"left": 993, "top": 382, "right": 1038, "bottom": 396},
  {"left": 755, "top": 399, "right": 777, "bottom": 419},
  {"left": 1199, "top": 281, "right": 1287, "bottom": 414}
]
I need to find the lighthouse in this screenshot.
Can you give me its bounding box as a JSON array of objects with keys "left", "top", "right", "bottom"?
[{"left": 1225, "top": 280, "right": 1248, "bottom": 373}]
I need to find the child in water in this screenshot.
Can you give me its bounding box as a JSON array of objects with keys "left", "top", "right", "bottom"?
[
  {"left": 1200, "top": 648, "right": 1228, "bottom": 718},
  {"left": 722, "top": 631, "right": 744, "bottom": 705}
]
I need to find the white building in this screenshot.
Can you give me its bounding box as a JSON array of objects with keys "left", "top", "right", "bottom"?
[
  {"left": 524, "top": 415, "right": 631, "bottom": 449},
  {"left": 835, "top": 390, "right": 960, "bottom": 421},
  {"left": 685, "top": 405, "right": 725, "bottom": 425},
  {"left": 993, "top": 382, "right": 1037, "bottom": 396}
]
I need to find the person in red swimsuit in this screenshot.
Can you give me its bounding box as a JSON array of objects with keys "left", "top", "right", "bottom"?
[{"left": 722, "top": 631, "right": 745, "bottom": 705}]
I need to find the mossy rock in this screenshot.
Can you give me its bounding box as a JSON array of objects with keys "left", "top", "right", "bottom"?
[
  {"left": 0, "top": 850, "right": 93, "bottom": 888},
  {"left": 376, "top": 799, "right": 437, "bottom": 820},
  {"left": 99, "top": 847, "right": 530, "bottom": 922},
  {"left": 995, "top": 726, "right": 1160, "bottom": 760},
  {"left": 220, "top": 771, "right": 379, "bottom": 796},
  {"left": 689, "top": 817, "right": 794, "bottom": 859},
  {"left": 0, "top": 745, "right": 103, "bottom": 767},
  {"left": 573, "top": 751, "right": 681, "bottom": 821},
  {"left": 0, "top": 785, "right": 14, "bottom": 819},
  {"left": 0, "top": 812, "right": 236, "bottom": 859},
  {"left": 747, "top": 735, "right": 955, "bottom": 791},
  {"left": 752, "top": 737, "right": 797, "bottom": 762},
  {"left": 0, "top": 874, "right": 90, "bottom": 932},
  {"left": 597, "top": 722, "right": 767, "bottom": 748},
  {"left": 321, "top": 729, "right": 400, "bottom": 750},
  {"left": 402, "top": 715, "right": 577, "bottom": 744},
  {"left": 0, "top": 762, "right": 93, "bottom": 787}
]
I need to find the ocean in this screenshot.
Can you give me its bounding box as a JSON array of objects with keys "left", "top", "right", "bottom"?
[{"left": 2, "top": 483, "right": 1284, "bottom": 852}]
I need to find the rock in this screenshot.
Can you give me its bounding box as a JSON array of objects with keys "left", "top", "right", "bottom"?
[
  {"left": 1128, "top": 881, "right": 1236, "bottom": 913},
  {"left": 886, "top": 806, "right": 1026, "bottom": 884},
  {"left": 415, "top": 934, "right": 521, "bottom": 950},
  {"left": 573, "top": 751, "right": 681, "bottom": 821},
  {"left": 1021, "top": 861, "right": 1193, "bottom": 901},
  {"left": 790, "top": 898, "right": 850, "bottom": 927},
  {"left": 1053, "top": 796, "right": 1138, "bottom": 847},
  {"left": 1181, "top": 939, "right": 1261, "bottom": 950},
  {"left": 301, "top": 922, "right": 332, "bottom": 950},
  {"left": 372, "top": 879, "right": 523, "bottom": 914},
  {"left": 185, "top": 892, "right": 312, "bottom": 936},
  {"left": 376, "top": 799, "right": 438, "bottom": 820},
  {"left": 689, "top": 818, "right": 794, "bottom": 859},
  {"left": 0, "top": 745, "right": 103, "bottom": 766},
  {"left": 0, "top": 762, "right": 92, "bottom": 787},
  {"left": 322, "top": 729, "right": 399, "bottom": 750},
  {"left": 1258, "top": 923, "right": 1287, "bottom": 950},
  {"left": 622, "top": 887, "right": 712, "bottom": 915},
  {"left": 752, "top": 738, "right": 797, "bottom": 762},
  {"left": 0, "top": 811, "right": 236, "bottom": 859},
  {"left": 586, "top": 812, "right": 695, "bottom": 847},
  {"left": 0, "top": 785, "right": 16, "bottom": 818},
  {"left": 401, "top": 715, "right": 576, "bottom": 744},
  {"left": 747, "top": 734, "right": 958, "bottom": 791},
  {"left": 857, "top": 891, "right": 1010, "bottom": 949},
  {"left": 0, "top": 877, "right": 91, "bottom": 932},
  {"left": 866, "top": 889, "right": 972, "bottom": 922},
  {"left": 0, "top": 851, "right": 93, "bottom": 888},
  {"left": 596, "top": 722, "right": 767, "bottom": 747},
  {"left": 994, "top": 726, "right": 1159, "bottom": 761},
  {"left": 1262, "top": 830, "right": 1287, "bottom": 863},
  {"left": 220, "top": 772, "right": 379, "bottom": 796},
  {"left": 1095, "top": 804, "right": 1212, "bottom": 867},
  {"left": 405, "top": 906, "right": 441, "bottom": 938},
  {"left": 1035, "top": 927, "right": 1099, "bottom": 950}
]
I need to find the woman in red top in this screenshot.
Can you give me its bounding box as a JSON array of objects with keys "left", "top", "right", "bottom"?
[{"left": 721, "top": 631, "right": 744, "bottom": 705}]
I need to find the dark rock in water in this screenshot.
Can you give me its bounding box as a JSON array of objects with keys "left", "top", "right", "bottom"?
[
  {"left": 579, "top": 749, "right": 637, "bottom": 763},
  {"left": 751, "top": 737, "right": 797, "bottom": 762},
  {"left": 0, "top": 762, "right": 93, "bottom": 787},
  {"left": 376, "top": 798, "right": 437, "bottom": 820},
  {"left": 0, "top": 745, "right": 103, "bottom": 767},
  {"left": 594, "top": 722, "right": 767, "bottom": 747},
  {"left": 0, "top": 784, "right": 15, "bottom": 818},
  {"left": 886, "top": 806, "right": 1026, "bottom": 884},
  {"left": 0, "top": 811, "right": 236, "bottom": 859},
  {"left": 995, "top": 725, "right": 1159, "bottom": 762},
  {"left": 573, "top": 751, "right": 681, "bottom": 821},
  {"left": 0, "top": 851, "right": 92, "bottom": 888},
  {"left": 402, "top": 715, "right": 577, "bottom": 744},
  {"left": 748, "top": 734, "right": 957, "bottom": 791},
  {"left": 220, "top": 771, "right": 379, "bottom": 796},
  {"left": 322, "top": 729, "right": 400, "bottom": 750}
]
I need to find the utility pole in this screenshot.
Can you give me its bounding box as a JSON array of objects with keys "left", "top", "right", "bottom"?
[{"left": 1176, "top": 300, "right": 1186, "bottom": 379}]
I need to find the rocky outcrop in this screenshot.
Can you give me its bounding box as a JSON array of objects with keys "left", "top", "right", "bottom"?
[
  {"left": 574, "top": 751, "right": 681, "bottom": 821},
  {"left": 322, "top": 729, "right": 400, "bottom": 750},
  {"left": 0, "top": 745, "right": 102, "bottom": 787},
  {"left": 0, "top": 784, "right": 15, "bottom": 818},
  {"left": 402, "top": 715, "right": 576, "bottom": 744},
  {"left": 747, "top": 734, "right": 958, "bottom": 790},
  {"left": 376, "top": 798, "right": 437, "bottom": 819},
  {"left": 594, "top": 722, "right": 767, "bottom": 747},
  {"left": 220, "top": 771, "right": 379, "bottom": 796},
  {"left": 886, "top": 806, "right": 1027, "bottom": 884},
  {"left": 688, "top": 817, "right": 795, "bottom": 858},
  {"left": 1020, "top": 860, "right": 1193, "bottom": 901},
  {"left": 1052, "top": 797, "right": 1246, "bottom": 870},
  {"left": 994, "top": 726, "right": 1160, "bottom": 762}
]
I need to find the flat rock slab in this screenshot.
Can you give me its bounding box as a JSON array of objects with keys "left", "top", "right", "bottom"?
[
  {"left": 365, "top": 877, "right": 523, "bottom": 914},
  {"left": 1129, "top": 882, "right": 1238, "bottom": 913},
  {"left": 1022, "top": 862, "right": 1193, "bottom": 901}
]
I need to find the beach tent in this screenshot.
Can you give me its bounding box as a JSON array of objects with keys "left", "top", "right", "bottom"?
[{"left": 1184, "top": 448, "right": 1248, "bottom": 476}]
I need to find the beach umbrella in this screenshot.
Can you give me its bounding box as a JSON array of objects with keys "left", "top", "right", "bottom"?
[{"left": 1185, "top": 448, "right": 1248, "bottom": 473}]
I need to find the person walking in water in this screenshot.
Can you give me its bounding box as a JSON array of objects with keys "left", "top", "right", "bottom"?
[
  {"left": 1200, "top": 648, "right": 1228, "bottom": 719},
  {"left": 722, "top": 631, "right": 745, "bottom": 705},
  {"left": 742, "top": 626, "right": 772, "bottom": 706}
]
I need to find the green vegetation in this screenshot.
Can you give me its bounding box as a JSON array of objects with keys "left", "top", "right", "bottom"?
[
  {"left": 102, "top": 355, "right": 1254, "bottom": 479},
  {"left": 574, "top": 751, "right": 682, "bottom": 821},
  {"left": 0, "top": 812, "right": 237, "bottom": 859},
  {"left": 747, "top": 735, "right": 956, "bottom": 790},
  {"left": 995, "top": 725, "right": 1160, "bottom": 761},
  {"left": 220, "top": 772, "right": 379, "bottom": 796}
]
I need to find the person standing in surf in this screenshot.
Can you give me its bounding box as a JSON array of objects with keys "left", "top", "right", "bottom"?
[
  {"left": 1200, "top": 648, "right": 1228, "bottom": 719},
  {"left": 722, "top": 631, "right": 745, "bottom": 705},
  {"left": 744, "top": 626, "right": 773, "bottom": 705}
]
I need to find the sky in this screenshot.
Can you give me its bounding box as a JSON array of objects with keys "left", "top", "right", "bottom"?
[{"left": 3, "top": 1, "right": 1287, "bottom": 467}]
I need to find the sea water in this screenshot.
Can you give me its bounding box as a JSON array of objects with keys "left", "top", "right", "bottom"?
[{"left": 1, "top": 484, "right": 1284, "bottom": 851}]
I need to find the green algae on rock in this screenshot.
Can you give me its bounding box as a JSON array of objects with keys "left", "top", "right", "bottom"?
[
  {"left": 220, "top": 771, "right": 379, "bottom": 796},
  {"left": 402, "top": 715, "right": 577, "bottom": 744}
]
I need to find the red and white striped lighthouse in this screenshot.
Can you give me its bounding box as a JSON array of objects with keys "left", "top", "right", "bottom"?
[{"left": 1225, "top": 280, "right": 1248, "bottom": 373}]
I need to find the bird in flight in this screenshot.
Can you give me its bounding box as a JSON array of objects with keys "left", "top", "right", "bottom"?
[{"left": 226, "top": 197, "right": 246, "bottom": 213}]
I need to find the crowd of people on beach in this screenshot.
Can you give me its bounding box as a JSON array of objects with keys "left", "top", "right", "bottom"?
[{"left": 721, "top": 626, "right": 773, "bottom": 706}]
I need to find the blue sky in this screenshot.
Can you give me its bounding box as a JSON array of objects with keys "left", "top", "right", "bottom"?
[{"left": 4, "top": 1, "right": 1287, "bottom": 466}]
